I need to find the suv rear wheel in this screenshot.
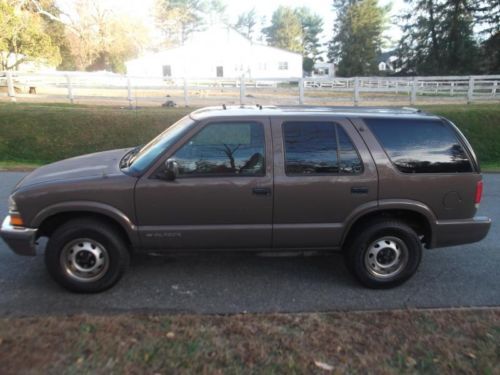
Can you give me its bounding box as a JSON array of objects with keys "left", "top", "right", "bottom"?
[
  {"left": 345, "top": 219, "right": 422, "bottom": 288},
  {"left": 45, "top": 218, "right": 130, "bottom": 293}
]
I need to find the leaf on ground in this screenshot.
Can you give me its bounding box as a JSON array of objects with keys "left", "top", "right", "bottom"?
[
  {"left": 406, "top": 356, "right": 417, "bottom": 367},
  {"left": 466, "top": 352, "right": 476, "bottom": 359},
  {"left": 166, "top": 332, "right": 175, "bottom": 339},
  {"left": 314, "top": 360, "right": 334, "bottom": 371}
]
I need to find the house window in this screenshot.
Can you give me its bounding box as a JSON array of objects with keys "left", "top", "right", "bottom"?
[
  {"left": 278, "top": 61, "right": 288, "bottom": 70},
  {"left": 216, "top": 66, "right": 224, "bottom": 77},
  {"left": 162, "top": 65, "right": 172, "bottom": 77}
]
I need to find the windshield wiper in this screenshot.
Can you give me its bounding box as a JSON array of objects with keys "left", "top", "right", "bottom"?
[{"left": 120, "top": 145, "right": 141, "bottom": 169}]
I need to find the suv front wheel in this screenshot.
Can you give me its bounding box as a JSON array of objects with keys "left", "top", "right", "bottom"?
[
  {"left": 45, "top": 218, "right": 130, "bottom": 293},
  {"left": 345, "top": 219, "right": 422, "bottom": 288}
]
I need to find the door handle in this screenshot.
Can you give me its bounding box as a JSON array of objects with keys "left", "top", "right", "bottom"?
[
  {"left": 252, "top": 187, "right": 272, "bottom": 196},
  {"left": 351, "top": 186, "right": 369, "bottom": 194}
]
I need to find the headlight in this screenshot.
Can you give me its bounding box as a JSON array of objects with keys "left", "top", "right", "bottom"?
[{"left": 8, "top": 195, "right": 18, "bottom": 213}]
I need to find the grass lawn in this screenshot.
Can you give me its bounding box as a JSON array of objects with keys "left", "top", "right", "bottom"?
[
  {"left": 0, "top": 102, "right": 499, "bottom": 170},
  {"left": 0, "top": 103, "right": 192, "bottom": 166},
  {"left": 0, "top": 308, "right": 498, "bottom": 374}
]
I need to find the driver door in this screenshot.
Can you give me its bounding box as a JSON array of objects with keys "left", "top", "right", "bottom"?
[{"left": 134, "top": 117, "right": 273, "bottom": 250}]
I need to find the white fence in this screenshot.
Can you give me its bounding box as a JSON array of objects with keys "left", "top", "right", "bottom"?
[{"left": 1, "top": 71, "right": 499, "bottom": 107}]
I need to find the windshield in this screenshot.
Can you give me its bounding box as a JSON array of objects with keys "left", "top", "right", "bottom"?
[{"left": 127, "top": 116, "right": 194, "bottom": 174}]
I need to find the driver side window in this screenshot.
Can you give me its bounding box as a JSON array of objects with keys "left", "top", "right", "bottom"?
[{"left": 173, "top": 122, "right": 265, "bottom": 177}]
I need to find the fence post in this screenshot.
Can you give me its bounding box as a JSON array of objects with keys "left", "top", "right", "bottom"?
[
  {"left": 127, "top": 76, "right": 133, "bottom": 108},
  {"left": 6, "top": 71, "right": 16, "bottom": 102},
  {"left": 66, "top": 74, "right": 74, "bottom": 104},
  {"left": 410, "top": 76, "right": 418, "bottom": 105},
  {"left": 299, "top": 78, "right": 304, "bottom": 105},
  {"left": 450, "top": 82, "right": 455, "bottom": 96},
  {"left": 353, "top": 77, "right": 360, "bottom": 106},
  {"left": 491, "top": 81, "right": 497, "bottom": 97},
  {"left": 239, "top": 76, "right": 245, "bottom": 106},
  {"left": 467, "top": 76, "right": 474, "bottom": 104},
  {"left": 183, "top": 77, "right": 189, "bottom": 107}
]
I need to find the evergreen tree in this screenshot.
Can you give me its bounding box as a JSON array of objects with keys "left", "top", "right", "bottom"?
[
  {"left": 328, "top": 0, "right": 388, "bottom": 76},
  {"left": 397, "top": 0, "right": 479, "bottom": 75},
  {"left": 295, "top": 7, "right": 324, "bottom": 62},
  {"left": 473, "top": 0, "right": 500, "bottom": 73},
  {"left": 262, "top": 6, "right": 303, "bottom": 53}
]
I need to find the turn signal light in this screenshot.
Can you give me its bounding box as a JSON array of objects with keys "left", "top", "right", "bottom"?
[{"left": 10, "top": 214, "right": 24, "bottom": 227}]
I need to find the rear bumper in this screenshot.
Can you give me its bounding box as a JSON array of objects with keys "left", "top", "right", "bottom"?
[
  {"left": 0, "top": 216, "right": 37, "bottom": 256},
  {"left": 432, "top": 216, "right": 491, "bottom": 248}
]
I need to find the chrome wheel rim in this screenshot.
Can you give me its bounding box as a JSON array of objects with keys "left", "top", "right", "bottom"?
[
  {"left": 60, "top": 239, "right": 109, "bottom": 283},
  {"left": 364, "top": 236, "right": 408, "bottom": 279}
]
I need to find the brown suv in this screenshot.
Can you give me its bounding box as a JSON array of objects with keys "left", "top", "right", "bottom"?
[{"left": 0, "top": 106, "right": 491, "bottom": 292}]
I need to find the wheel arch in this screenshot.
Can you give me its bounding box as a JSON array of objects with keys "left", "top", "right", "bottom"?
[
  {"left": 342, "top": 200, "right": 436, "bottom": 249},
  {"left": 33, "top": 202, "right": 139, "bottom": 246}
]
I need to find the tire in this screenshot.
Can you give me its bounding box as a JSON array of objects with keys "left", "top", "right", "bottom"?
[
  {"left": 344, "top": 219, "right": 422, "bottom": 289},
  {"left": 45, "top": 218, "right": 130, "bottom": 293}
]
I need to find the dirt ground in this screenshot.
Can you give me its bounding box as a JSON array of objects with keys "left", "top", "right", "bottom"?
[{"left": 2, "top": 85, "right": 493, "bottom": 108}]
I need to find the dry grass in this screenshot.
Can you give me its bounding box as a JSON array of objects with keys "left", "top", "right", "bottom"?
[{"left": 0, "top": 308, "right": 498, "bottom": 374}]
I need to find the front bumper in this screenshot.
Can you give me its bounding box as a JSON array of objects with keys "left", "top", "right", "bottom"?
[
  {"left": 432, "top": 216, "right": 492, "bottom": 248},
  {"left": 0, "top": 216, "right": 37, "bottom": 256}
]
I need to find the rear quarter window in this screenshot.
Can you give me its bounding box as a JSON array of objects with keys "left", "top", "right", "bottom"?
[{"left": 364, "top": 118, "right": 473, "bottom": 173}]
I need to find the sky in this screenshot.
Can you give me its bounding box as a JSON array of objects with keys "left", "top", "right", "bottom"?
[{"left": 57, "top": 0, "right": 408, "bottom": 50}]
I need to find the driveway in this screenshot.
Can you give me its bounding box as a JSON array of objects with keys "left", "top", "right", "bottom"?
[{"left": 0, "top": 172, "right": 498, "bottom": 316}]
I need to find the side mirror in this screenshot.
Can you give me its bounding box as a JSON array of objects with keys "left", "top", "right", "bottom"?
[{"left": 164, "top": 159, "right": 179, "bottom": 181}]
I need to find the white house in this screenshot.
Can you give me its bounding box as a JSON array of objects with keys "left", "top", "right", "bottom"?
[
  {"left": 312, "top": 62, "right": 335, "bottom": 78},
  {"left": 126, "top": 25, "right": 303, "bottom": 79}
]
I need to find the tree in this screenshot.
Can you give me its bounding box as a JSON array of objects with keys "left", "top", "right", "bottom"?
[
  {"left": 328, "top": 0, "right": 388, "bottom": 76},
  {"left": 52, "top": 0, "right": 149, "bottom": 73},
  {"left": 396, "top": 0, "right": 479, "bottom": 75},
  {"left": 205, "top": 0, "right": 227, "bottom": 25},
  {"left": 234, "top": 8, "right": 257, "bottom": 39},
  {"left": 294, "top": 7, "right": 323, "bottom": 61},
  {"left": 262, "top": 6, "right": 303, "bottom": 53},
  {"left": 0, "top": 0, "right": 61, "bottom": 70},
  {"left": 473, "top": 0, "right": 500, "bottom": 73},
  {"left": 155, "top": 0, "right": 207, "bottom": 46},
  {"left": 295, "top": 7, "right": 324, "bottom": 74}
]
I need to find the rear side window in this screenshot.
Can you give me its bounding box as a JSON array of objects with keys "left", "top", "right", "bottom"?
[
  {"left": 365, "top": 118, "right": 472, "bottom": 173},
  {"left": 283, "top": 122, "right": 362, "bottom": 175}
]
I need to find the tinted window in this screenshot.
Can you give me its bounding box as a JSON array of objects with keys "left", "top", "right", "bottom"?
[
  {"left": 338, "top": 126, "right": 363, "bottom": 174},
  {"left": 365, "top": 118, "right": 472, "bottom": 173},
  {"left": 283, "top": 122, "right": 362, "bottom": 175},
  {"left": 129, "top": 116, "right": 194, "bottom": 174},
  {"left": 173, "top": 122, "right": 265, "bottom": 177}
]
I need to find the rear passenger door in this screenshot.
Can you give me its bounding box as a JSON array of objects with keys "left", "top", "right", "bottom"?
[{"left": 271, "top": 116, "right": 378, "bottom": 249}]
